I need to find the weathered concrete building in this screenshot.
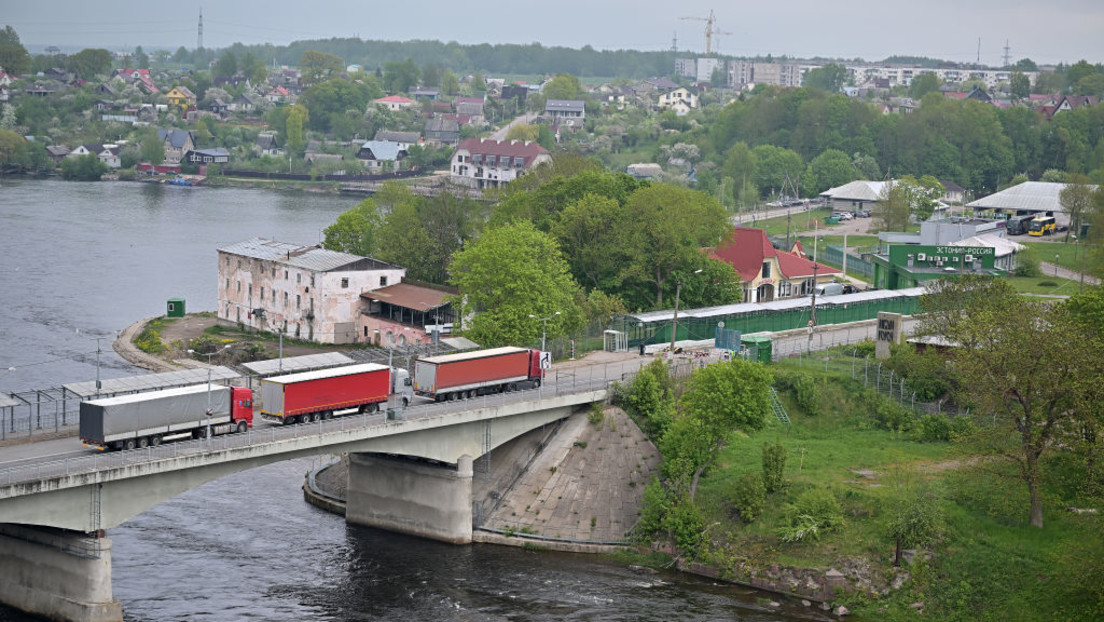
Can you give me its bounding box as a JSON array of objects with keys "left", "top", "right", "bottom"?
[{"left": 217, "top": 238, "right": 404, "bottom": 344}]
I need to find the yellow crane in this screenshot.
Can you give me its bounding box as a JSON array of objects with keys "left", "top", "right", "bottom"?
[{"left": 680, "top": 9, "right": 731, "bottom": 56}]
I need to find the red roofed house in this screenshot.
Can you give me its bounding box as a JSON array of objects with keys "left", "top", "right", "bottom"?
[
  {"left": 450, "top": 139, "right": 552, "bottom": 189},
  {"left": 373, "top": 95, "right": 416, "bottom": 111},
  {"left": 709, "top": 228, "right": 841, "bottom": 303}
]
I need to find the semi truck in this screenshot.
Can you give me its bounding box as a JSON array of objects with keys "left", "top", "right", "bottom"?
[
  {"left": 413, "top": 346, "right": 544, "bottom": 402},
  {"left": 80, "top": 384, "right": 254, "bottom": 451},
  {"left": 260, "top": 363, "right": 412, "bottom": 425}
]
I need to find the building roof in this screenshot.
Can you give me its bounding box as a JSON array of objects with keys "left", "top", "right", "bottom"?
[
  {"left": 187, "top": 148, "right": 229, "bottom": 157},
  {"left": 644, "top": 77, "right": 679, "bottom": 90},
  {"left": 218, "top": 238, "right": 400, "bottom": 272},
  {"left": 966, "top": 181, "right": 1099, "bottom": 213},
  {"left": 361, "top": 282, "right": 453, "bottom": 311},
  {"left": 949, "top": 234, "right": 1025, "bottom": 258},
  {"left": 158, "top": 128, "right": 193, "bottom": 149},
  {"left": 373, "top": 130, "right": 420, "bottom": 144},
  {"left": 710, "top": 228, "right": 840, "bottom": 282},
  {"left": 455, "top": 138, "right": 550, "bottom": 167},
  {"left": 358, "top": 140, "right": 406, "bottom": 161},
  {"left": 821, "top": 180, "right": 891, "bottom": 202},
  {"left": 425, "top": 117, "right": 459, "bottom": 133},
  {"left": 545, "top": 99, "right": 585, "bottom": 113},
  {"left": 374, "top": 95, "right": 414, "bottom": 104}
]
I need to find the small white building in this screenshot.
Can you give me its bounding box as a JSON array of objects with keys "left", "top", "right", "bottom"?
[
  {"left": 657, "top": 87, "right": 699, "bottom": 112},
  {"left": 217, "top": 238, "right": 405, "bottom": 344}
]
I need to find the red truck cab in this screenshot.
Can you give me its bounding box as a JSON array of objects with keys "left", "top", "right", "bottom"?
[{"left": 231, "top": 386, "right": 255, "bottom": 429}]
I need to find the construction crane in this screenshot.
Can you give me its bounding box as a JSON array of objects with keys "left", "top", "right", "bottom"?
[{"left": 680, "top": 9, "right": 730, "bottom": 56}]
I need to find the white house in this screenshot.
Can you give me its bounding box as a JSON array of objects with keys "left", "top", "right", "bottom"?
[
  {"left": 449, "top": 139, "right": 552, "bottom": 189},
  {"left": 373, "top": 95, "right": 415, "bottom": 111},
  {"left": 217, "top": 238, "right": 405, "bottom": 344},
  {"left": 657, "top": 87, "right": 699, "bottom": 111}
]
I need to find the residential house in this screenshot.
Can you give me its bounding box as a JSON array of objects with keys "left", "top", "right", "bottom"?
[
  {"left": 165, "top": 86, "right": 196, "bottom": 112},
  {"left": 216, "top": 237, "right": 405, "bottom": 344},
  {"left": 264, "top": 86, "right": 291, "bottom": 104},
  {"left": 373, "top": 95, "right": 415, "bottom": 111},
  {"left": 256, "top": 133, "right": 283, "bottom": 157},
  {"left": 544, "top": 99, "right": 585, "bottom": 128},
  {"left": 95, "top": 82, "right": 116, "bottom": 97},
  {"left": 455, "top": 96, "right": 485, "bottom": 117},
  {"left": 657, "top": 87, "right": 698, "bottom": 112},
  {"left": 0, "top": 86, "right": 8, "bottom": 102},
  {"left": 158, "top": 129, "right": 196, "bottom": 165},
  {"left": 424, "top": 117, "right": 460, "bottom": 145},
  {"left": 66, "top": 144, "right": 103, "bottom": 159},
  {"left": 112, "top": 68, "right": 158, "bottom": 94},
  {"left": 229, "top": 93, "right": 260, "bottom": 114},
  {"left": 184, "top": 148, "right": 230, "bottom": 165},
  {"left": 356, "top": 140, "right": 408, "bottom": 172},
  {"left": 709, "top": 228, "right": 841, "bottom": 303},
  {"left": 449, "top": 138, "right": 552, "bottom": 189},
  {"left": 409, "top": 87, "right": 439, "bottom": 100},
  {"left": 213, "top": 74, "right": 250, "bottom": 89},
  {"left": 360, "top": 282, "right": 458, "bottom": 347},
  {"left": 640, "top": 77, "right": 679, "bottom": 93},
  {"left": 0, "top": 73, "right": 14, "bottom": 87},
  {"left": 208, "top": 98, "right": 229, "bottom": 116},
  {"left": 45, "top": 145, "right": 70, "bottom": 163},
  {"left": 96, "top": 145, "right": 121, "bottom": 168},
  {"left": 373, "top": 130, "right": 421, "bottom": 150},
  {"left": 500, "top": 85, "right": 528, "bottom": 105},
  {"left": 626, "top": 163, "right": 663, "bottom": 180},
  {"left": 939, "top": 180, "right": 966, "bottom": 205}
]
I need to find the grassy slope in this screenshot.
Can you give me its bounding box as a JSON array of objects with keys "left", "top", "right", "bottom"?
[{"left": 690, "top": 354, "right": 1100, "bottom": 620}]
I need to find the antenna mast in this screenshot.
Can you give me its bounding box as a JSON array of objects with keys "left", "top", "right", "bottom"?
[
  {"left": 197, "top": 8, "right": 204, "bottom": 50},
  {"left": 1002, "top": 40, "right": 1011, "bottom": 67}
]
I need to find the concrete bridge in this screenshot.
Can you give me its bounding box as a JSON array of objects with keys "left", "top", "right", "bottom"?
[{"left": 0, "top": 364, "right": 629, "bottom": 622}]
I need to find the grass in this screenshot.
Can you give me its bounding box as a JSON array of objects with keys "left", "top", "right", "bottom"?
[
  {"left": 1004, "top": 275, "right": 1085, "bottom": 296},
  {"left": 1023, "top": 239, "right": 1090, "bottom": 272},
  {"left": 796, "top": 234, "right": 881, "bottom": 250},
  {"left": 686, "top": 354, "right": 1102, "bottom": 620}
]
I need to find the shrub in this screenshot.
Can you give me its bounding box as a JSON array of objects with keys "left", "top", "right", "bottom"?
[
  {"left": 1014, "top": 249, "right": 1042, "bottom": 277},
  {"left": 869, "top": 395, "right": 915, "bottom": 432},
  {"left": 774, "top": 371, "right": 820, "bottom": 416},
  {"left": 730, "top": 472, "right": 767, "bottom": 523},
  {"left": 762, "top": 440, "right": 787, "bottom": 493},
  {"left": 588, "top": 402, "right": 605, "bottom": 426},
  {"left": 134, "top": 319, "right": 166, "bottom": 354},
  {"left": 850, "top": 339, "right": 877, "bottom": 359},
  {"left": 917, "top": 413, "right": 953, "bottom": 442},
  {"left": 782, "top": 488, "right": 844, "bottom": 539},
  {"left": 629, "top": 359, "right": 675, "bottom": 437}
]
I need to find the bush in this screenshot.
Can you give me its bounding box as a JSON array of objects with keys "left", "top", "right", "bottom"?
[
  {"left": 774, "top": 371, "right": 821, "bottom": 416},
  {"left": 134, "top": 319, "right": 166, "bottom": 354},
  {"left": 635, "top": 478, "right": 705, "bottom": 555},
  {"left": 588, "top": 402, "right": 605, "bottom": 426},
  {"left": 850, "top": 339, "right": 877, "bottom": 358},
  {"left": 762, "top": 440, "right": 787, "bottom": 493},
  {"left": 781, "top": 488, "right": 844, "bottom": 541},
  {"left": 869, "top": 395, "right": 915, "bottom": 432},
  {"left": 629, "top": 359, "right": 675, "bottom": 437},
  {"left": 917, "top": 413, "right": 952, "bottom": 442},
  {"left": 731, "top": 472, "right": 767, "bottom": 523},
  {"left": 1014, "top": 248, "right": 1042, "bottom": 277}
]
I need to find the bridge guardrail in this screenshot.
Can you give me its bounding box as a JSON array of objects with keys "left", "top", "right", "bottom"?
[{"left": 0, "top": 362, "right": 645, "bottom": 489}]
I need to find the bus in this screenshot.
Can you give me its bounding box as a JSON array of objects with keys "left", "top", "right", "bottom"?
[
  {"left": 1029, "top": 216, "right": 1057, "bottom": 236},
  {"left": 1006, "top": 214, "right": 1036, "bottom": 236}
]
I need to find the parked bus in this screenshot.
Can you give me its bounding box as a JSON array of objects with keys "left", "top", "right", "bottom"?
[
  {"left": 1029, "top": 215, "right": 1056, "bottom": 236},
  {"left": 1006, "top": 214, "right": 1036, "bottom": 236}
]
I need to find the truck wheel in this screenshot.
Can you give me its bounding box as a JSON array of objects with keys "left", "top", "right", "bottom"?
[
  {"left": 150, "top": 435, "right": 162, "bottom": 447},
  {"left": 508, "top": 383, "right": 518, "bottom": 392},
  {"left": 402, "top": 397, "right": 409, "bottom": 407},
  {"left": 323, "top": 411, "right": 333, "bottom": 420},
  {"left": 124, "top": 438, "right": 136, "bottom": 451},
  {"left": 236, "top": 421, "right": 248, "bottom": 434},
  {"left": 137, "top": 437, "right": 149, "bottom": 449},
  {"left": 447, "top": 392, "right": 456, "bottom": 401},
  {"left": 533, "top": 379, "right": 542, "bottom": 388}
]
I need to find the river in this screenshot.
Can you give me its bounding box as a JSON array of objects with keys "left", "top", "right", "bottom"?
[{"left": 0, "top": 178, "right": 811, "bottom": 621}]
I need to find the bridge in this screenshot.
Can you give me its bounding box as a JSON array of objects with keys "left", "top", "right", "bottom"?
[{"left": 0, "top": 360, "right": 639, "bottom": 622}]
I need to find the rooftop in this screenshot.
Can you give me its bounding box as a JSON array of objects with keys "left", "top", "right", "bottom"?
[{"left": 218, "top": 238, "right": 400, "bottom": 272}]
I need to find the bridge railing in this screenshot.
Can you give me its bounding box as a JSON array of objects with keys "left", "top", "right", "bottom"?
[{"left": 0, "top": 361, "right": 646, "bottom": 488}]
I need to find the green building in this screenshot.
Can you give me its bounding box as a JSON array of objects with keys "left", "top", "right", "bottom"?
[{"left": 870, "top": 244, "right": 1004, "bottom": 290}]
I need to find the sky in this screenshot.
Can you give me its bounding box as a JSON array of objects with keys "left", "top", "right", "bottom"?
[{"left": 4, "top": 0, "right": 1102, "bottom": 66}]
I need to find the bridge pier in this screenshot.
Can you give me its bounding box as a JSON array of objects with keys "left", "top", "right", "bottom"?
[
  {"left": 346, "top": 452, "right": 473, "bottom": 544},
  {"left": 0, "top": 524, "right": 122, "bottom": 622}
]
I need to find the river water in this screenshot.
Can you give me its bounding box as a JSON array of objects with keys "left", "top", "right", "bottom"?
[{"left": 0, "top": 179, "right": 811, "bottom": 621}]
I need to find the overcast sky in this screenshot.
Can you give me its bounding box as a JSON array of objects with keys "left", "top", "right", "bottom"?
[{"left": 5, "top": 0, "right": 1102, "bottom": 66}]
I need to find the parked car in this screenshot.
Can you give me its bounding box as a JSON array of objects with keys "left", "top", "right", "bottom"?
[
  {"left": 855, "top": 209, "right": 871, "bottom": 218},
  {"left": 832, "top": 211, "right": 854, "bottom": 221}
]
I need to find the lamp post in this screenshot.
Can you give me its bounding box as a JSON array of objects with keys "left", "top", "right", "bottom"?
[
  {"left": 529, "top": 312, "right": 560, "bottom": 352},
  {"left": 1055, "top": 254, "right": 1059, "bottom": 278},
  {"left": 670, "top": 269, "right": 703, "bottom": 353},
  {"left": 188, "top": 345, "right": 231, "bottom": 445}
]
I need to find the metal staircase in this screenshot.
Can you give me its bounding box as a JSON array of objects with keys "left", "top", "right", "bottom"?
[{"left": 769, "top": 387, "right": 791, "bottom": 425}]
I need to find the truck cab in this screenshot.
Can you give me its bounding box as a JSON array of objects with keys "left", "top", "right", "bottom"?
[{"left": 392, "top": 367, "right": 413, "bottom": 407}]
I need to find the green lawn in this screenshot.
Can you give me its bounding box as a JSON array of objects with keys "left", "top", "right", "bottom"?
[
  {"left": 1005, "top": 275, "right": 1086, "bottom": 296},
  {"left": 1023, "top": 239, "right": 1090, "bottom": 272}
]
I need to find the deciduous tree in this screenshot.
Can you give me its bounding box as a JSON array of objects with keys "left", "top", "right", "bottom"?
[
  {"left": 322, "top": 198, "right": 381, "bottom": 257},
  {"left": 298, "top": 50, "right": 343, "bottom": 87},
  {"left": 1060, "top": 174, "right": 1094, "bottom": 242}
]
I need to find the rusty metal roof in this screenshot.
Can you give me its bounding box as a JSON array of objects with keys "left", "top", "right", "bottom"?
[{"left": 363, "top": 282, "right": 453, "bottom": 311}]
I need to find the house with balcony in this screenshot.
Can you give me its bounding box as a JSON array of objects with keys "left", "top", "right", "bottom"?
[
  {"left": 656, "top": 87, "right": 699, "bottom": 112},
  {"left": 217, "top": 238, "right": 405, "bottom": 344},
  {"left": 544, "top": 99, "right": 585, "bottom": 128},
  {"left": 449, "top": 139, "right": 552, "bottom": 189},
  {"left": 710, "top": 228, "right": 841, "bottom": 303},
  {"left": 165, "top": 86, "right": 196, "bottom": 113}
]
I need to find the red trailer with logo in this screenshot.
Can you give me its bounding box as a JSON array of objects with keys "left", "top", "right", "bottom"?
[{"left": 413, "top": 347, "right": 544, "bottom": 401}]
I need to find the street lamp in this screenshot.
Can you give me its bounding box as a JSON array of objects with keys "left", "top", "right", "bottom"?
[
  {"left": 670, "top": 269, "right": 703, "bottom": 353},
  {"left": 188, "top": 344, "right": 231, "bottom": 445},
  {"left": 529, "top": 312, "right": 560, "bottom": 352},
  {"left": 1055, "top": 254, "right": 1060, "bottom": 278}
]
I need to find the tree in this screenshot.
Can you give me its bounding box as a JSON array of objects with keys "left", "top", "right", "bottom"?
[
  {"left": 1011, "top": 58, "right": 1038, "bottom": 72},
  {"left": 909, "top": 72, "right": 942, "bottom": 99},
  {"left": 1059, "top": 175, "right": 1095, "bottom": 244},
  {"left": 802, "top": 63, "right": 847, "bottom": 93},
  {"left": 440, "top": 71, "right": 460, "bottom": 96},
  {"left": 139, "top": 128, "right": 165, "bottom": 165},
  {"left": 60, "top": 154, "right": 108, "bottom": 181},
  {"left": 804, "top": 149, "right": 859, "bottom": 195},
  {"left": 752, "top": 144, "right": 804, "bottom": 198},
  {"left": 1065, "top": 60, "right": 1097, "bottom": 92},
  {"left": 299, "top": 79, "right": 372, "bottom": 133},
  {"left": 133, "top": 46, "right": 149, "bottom": 69},
  {"left": 214, "top": 51, "right": 238, "bottom": 78},
  {"left": 0, "top": 26, "right": 31, "bottom": 75},
  {"left": 542, "top": 73, "right": 583, "bottom": 100},
  {"left": 662, "top": 359, "right": 772, "bottom": 499},
  {"left": 286, "top": 106, "right": 305, "bottom": 158},
  {"left": 298, "top": 50, "right": 343, "bottom": 87},
  {"left": 448, "top": 220, "right": 582, "bottom": 347},
  {"left": 65, "top": 48, "right": 112, "bottom": 80},
  {"left": 375, "top": 196, "right": 439, "bottom": 282},
  {"left": 884, "top": 480, "right": 945, "bottom": 567},
  {"left": 622, "top": 184, "right": 730, "bottom": 308},
  {"left": 852, "top": 152, "right": 881, "bottom": 180},
  {"left": 322, "top": 198, "right": 381, "bottom": 257},
  {"left": 240, "top": 52, "right": 267, "bottom": 84},
  {"left": 1010, "top": 72, "right": 1031, "bottom": 99},
  {"left": 552, "top": 192, "right": 633, "bottom": 292},
  {"left": 382, "top": 58, "right": 420, "bottom": 94},
  {"left": 874, "top": 175, "right": 943, "bottom": 231},
  {"left": 918, "top": 276, "right": 1097, "bottom": 527}
]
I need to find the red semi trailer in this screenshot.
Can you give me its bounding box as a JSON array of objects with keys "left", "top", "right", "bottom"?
[
  {"left": 413, "top": 346, "right": 544, "bottom": 401},
  {"left": 260, "top": 363, "right": 412, "bottom": 425}
]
